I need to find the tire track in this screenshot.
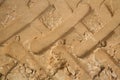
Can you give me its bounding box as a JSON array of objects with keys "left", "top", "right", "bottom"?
[
  {"left": 30, "top": 4, "right": 90, "bottom": 54},
  {"left": 76, "top": 9, "right": 120, "bottom": 57},
  {"left": 0, "top": 0, "right": 49, "bottom": 44}
]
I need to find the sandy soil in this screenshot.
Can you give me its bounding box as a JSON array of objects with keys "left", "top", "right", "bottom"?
[{"left": 0, "top": 0, "right": 120, "bottom": 80}]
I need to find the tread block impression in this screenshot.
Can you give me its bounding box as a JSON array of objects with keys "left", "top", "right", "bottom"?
[{"left": 0, "top": 0, "right": 120, "bottom": 80}]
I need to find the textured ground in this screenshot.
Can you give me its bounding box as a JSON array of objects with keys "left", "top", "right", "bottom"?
[{"left": 0, "top": 0, "right": 120, "bottom": 80}]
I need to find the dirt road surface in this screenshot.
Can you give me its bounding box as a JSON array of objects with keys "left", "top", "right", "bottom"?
[{"left": 0, "top": 0, "right": 120, "bottom": 80}]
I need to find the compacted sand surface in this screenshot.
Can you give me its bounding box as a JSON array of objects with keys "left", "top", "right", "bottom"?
[{"left": 0, "top": 0, "right": 120, "bottom": 80}]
